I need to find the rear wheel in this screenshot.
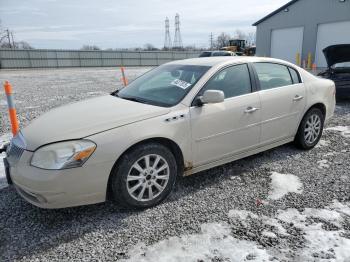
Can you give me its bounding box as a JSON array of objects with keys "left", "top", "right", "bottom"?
[
  {"left": 110, "top": 143, "right": 177, "bottom": 208},
  {"left": 294, "top": 107, "right": 324, "bottom": 150}
]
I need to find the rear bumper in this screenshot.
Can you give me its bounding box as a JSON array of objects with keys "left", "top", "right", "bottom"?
[{"left": 336, "top": 86, "right": 350, "bottom": 98}]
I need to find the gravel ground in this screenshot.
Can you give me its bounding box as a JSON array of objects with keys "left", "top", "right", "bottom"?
[{"left": 0, "top": 68, "right": 349, "bottom": 261}]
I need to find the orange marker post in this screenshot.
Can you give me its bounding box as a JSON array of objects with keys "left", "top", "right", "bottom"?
[
  {"left": 4, "top": 81, "right": 19, "bottom": 136},
  {"left": 312, "top": 63, "right": 317, "bottom": 72},
  {"left": 120, "top": 67, "right": 128, "bottom": 87}
]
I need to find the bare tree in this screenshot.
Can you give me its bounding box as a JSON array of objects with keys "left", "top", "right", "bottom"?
[
  {"left": 16, "top": 41, "right": 34, "bottom": 49},
  {"left": 234, "top": 29, "right": 247, "bottom": 40},
  {"left": 0, "top": 20, "right": 34, "bottom": 49},
  {"left": 143, "top": 43, "right": 158, "bottom": 51},
  {"left": 216, "top": 32, "right": 230, "bottom": 49},
  {"left": 246, "top": 31, "right": 256, "bottom": 46}
]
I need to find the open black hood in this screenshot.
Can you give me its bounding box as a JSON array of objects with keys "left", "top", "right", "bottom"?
[{"left": 323, "top": 44, "right": 350, "bottom": 67}]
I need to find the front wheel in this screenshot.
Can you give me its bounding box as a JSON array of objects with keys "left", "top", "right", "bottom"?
[
  {"left": 110, "top": 143, "right": 177, "bottom": 208},
  {"left": 294, "top": 108, "right": 325, "bottom": 150}
]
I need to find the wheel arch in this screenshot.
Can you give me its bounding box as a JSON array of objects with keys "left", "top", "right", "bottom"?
[
  {"left": 307, "top": 102, "right": 326, "bottom": 116},
  {"left": 295, "top": 102, "right": 326, "bottom": 137},
  {"left": 106, "top": 137, "right": 185, "bottom": 200}
]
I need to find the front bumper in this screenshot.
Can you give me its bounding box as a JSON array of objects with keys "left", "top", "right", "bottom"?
[{"left": 6, "top": 150, "right": 111, "bottom": 209}]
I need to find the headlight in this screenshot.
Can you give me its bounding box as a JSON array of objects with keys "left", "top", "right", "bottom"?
[{"left": 31, "top": 140, "right": 96, "bottom": 170}]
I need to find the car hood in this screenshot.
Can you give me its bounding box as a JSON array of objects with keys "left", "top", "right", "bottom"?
[
  {"left": 323, "top": 44, "right": 350, "bottom": 67},
  {"left": 21, "top": 95, "right": 170, "bottom": 151}
]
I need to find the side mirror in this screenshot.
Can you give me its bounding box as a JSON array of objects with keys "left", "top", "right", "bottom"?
[{"left": 200, "top": 90, "right": 225, "bottom": 104}]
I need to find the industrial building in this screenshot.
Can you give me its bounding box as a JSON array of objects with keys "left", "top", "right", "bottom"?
[{"left": 253, "top": 0, "right": 350, "bottom": 67}]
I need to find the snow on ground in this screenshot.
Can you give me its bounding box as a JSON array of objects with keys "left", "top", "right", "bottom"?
[
  {"left": 277, "top": 201, "right": 350, "bottom": 261},
  {"left": 318, "top": 159, "right": 330, "bottom": 169},
  {"left": 124, "top": 173, "right": 350, "bottom": 261},
  {"left": 325, "top": 126, "right": 350, "bottom": 138},
  {"left": 123, "top": 223, "right": 270, "bottom": 262},
  {"left": 316, "top": 139, "right": 330, "bottom": 148},
  {"left": 0, "top": 133, "right": 12, "bottom": 189},
  {"left": 123, "top": 200, "right": 350, "bottom": 262},
  {"left": 268, "top": 172, "right": 303, "bottom": 200}
]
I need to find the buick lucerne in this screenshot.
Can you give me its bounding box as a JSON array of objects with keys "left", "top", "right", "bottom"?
[{"left": 3, "top": 57, "right": 335, "bottom": 209}]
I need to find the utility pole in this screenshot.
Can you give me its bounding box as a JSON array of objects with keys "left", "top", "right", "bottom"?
[
  {"left": 209, "top": 32, "right": 214, "bottom": 50},
  {"left": 10, "top": 31, "right": 15, "bottom": 49},
  {"left": 6, "top": 29, "right": 11, "bottom": 48}
]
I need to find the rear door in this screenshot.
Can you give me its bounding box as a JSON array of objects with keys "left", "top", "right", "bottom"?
[
  {"left": 190, "top": 64, "right": 261, "bottom": 166},
  {"left": 253, "top": 63, "right": 306, "bottom": 145}
]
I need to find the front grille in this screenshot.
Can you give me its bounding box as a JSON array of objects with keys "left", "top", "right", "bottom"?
[{"left": 6, "top": 133, "right": 26, "bottom": 166}]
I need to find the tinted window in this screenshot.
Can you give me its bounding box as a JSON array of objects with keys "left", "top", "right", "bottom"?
[
  {"left": 199, "top": 52, "right": 212, "bottom": 57},
  {"left": 288, "top": 67, "right": 301, "bottom": 84},
  {"left": 200, "top": 64, "right": 252, "bottom": 99},
  {"left": 212, "top": 51, "right": 232, "bottom": 56},
  {"left": 254, "top": 63, "right": 293, "bottom": 90}
]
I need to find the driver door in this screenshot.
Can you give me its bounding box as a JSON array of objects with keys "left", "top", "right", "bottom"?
[{"left": 190, "top": 64, "right": 261, "bottom": 167}]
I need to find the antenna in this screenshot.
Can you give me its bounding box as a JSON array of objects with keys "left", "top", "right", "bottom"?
[
  {"left": 173, "top": 13, "right": 183, "bottom": 50},
  {"left": 164, "top": 17, "right": 172, "bottom": 50}
]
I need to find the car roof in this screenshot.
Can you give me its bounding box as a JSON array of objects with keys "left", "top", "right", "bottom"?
[{"left": 168, "top": 56, "right": 294, "bottom": 67}]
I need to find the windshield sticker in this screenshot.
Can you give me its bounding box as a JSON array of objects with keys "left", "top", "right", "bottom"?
[{"left": 171, "top": 79, "right": 192, "bottom": 89}]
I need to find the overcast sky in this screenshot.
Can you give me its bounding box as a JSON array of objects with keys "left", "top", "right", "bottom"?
[{"left": 0, "top": 0, "right": 290, "bottom": 49}]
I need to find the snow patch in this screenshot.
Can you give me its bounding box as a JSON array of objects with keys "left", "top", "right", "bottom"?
[
  {"left": 277, "top": 201, "right": 350, "bottom": 261},
  {"left": 87, "top": 91, "right": 105, "bottom": 95},
  {"left": 261, "top": 231, "right": 277, "bottom": 238},
  {"left": 323, "top": 152, "right": 336, "bottom": 157},
  {"left": 326, "top": 126, "right": 350, "bottom": 138},
  {"left": 228, "top": 209, "right": 259, "bottom": 220},
  {"left": 25, "top": 105, "right": 40, "bottom": 109},
  {"left": 0, "top": 99, "right": 7, "bottom": 106},
  {"left": 126, "top": 201, "right": 350, "bottom": 261},
  {"left": 316, "top": 139, "right": 330, "bottom": 148},
  {"left": 317, "top": 159, "right": 330, "bottom": 169},
  {"left": 122, "top": 222, "right": 270, "bottom": 262},
  {"left": 268, "top": 172, "right": 303, "bottom": 200}
]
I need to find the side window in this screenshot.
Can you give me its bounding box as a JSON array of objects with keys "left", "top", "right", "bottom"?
[
  {"left": 288, "top": 67, "right": 301, "bottom": 84},
  {"left": 254, "top": 63, "right": 293, "bottom": 90},
  {"left": 201, "top": 64, "right": 252, "bottom": 99}
]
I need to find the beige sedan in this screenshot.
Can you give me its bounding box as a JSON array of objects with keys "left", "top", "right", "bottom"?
[{"left": 4, "top": 57, "right": 335, "bottom": 209}]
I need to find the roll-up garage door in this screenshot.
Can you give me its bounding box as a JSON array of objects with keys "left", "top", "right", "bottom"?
[
  {"left": 271, "top": 27, "right": 304, "bottom": 64},
  {"left": 315, "top": 21, "right": 350, "bottom": 68}
]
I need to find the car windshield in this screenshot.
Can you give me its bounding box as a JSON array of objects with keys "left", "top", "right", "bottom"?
[{"left": 117, "top": 64, "right": 210, "bottom": 107}]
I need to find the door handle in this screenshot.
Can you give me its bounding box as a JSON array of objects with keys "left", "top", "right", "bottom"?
[
  {"left": 244, "top": 106, "right": 260, "bottom": 113},
  {"left": 293, "top": 95, "right": 304, "bottom": 101}
]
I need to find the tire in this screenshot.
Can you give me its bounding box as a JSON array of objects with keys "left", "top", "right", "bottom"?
[
  {"left": 294, "top": 107, "right": 325, "bottom": 150},
  {"left": 110, "top": 143, "right": 177, "bottom": 208}
]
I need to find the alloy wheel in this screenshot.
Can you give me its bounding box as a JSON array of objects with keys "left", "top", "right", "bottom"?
[
  {"left": 304, "top": 114, "right": 321, "bottom": 144},
  {"left": 126, "top": 154, "right": 170, "bottom": 202}
]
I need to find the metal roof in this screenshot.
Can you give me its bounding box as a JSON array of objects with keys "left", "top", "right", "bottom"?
[{"left": 252, "top": 0, "right": 299, "bottom": 26}]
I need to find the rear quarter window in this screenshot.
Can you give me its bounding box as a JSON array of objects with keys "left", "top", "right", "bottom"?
[{"left": 254, "top": 63, "right": 293, "bottom": 90}]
